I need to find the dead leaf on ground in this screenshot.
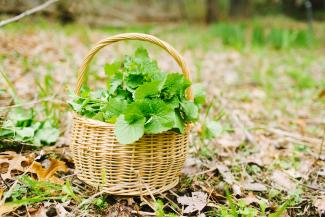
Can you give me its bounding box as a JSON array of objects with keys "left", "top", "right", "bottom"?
[
  {"left": 314, "top": 198, "right": 325, "bottom": 214},
  {"left": 177, "top": 191, "right": 207, "bottom": 214},
  {"left": 0, "top": 203, "right": 19, "bottom": 216},
  {"left": 55, "top": 202, "right": 69, "bottom": 217},
  {"left": 217, "top": 133, "right": 245, "bottom": 148},
  {"left": 182, "top": 157, "right": 203, "bottom": 176},
  {"left": 30, "top": 206, "right": 47, "bottom": 217},
  {"left": 0, "top": 188, "right": 3, "bottom": 200},
  {"left": 246, "top": 137, "right": 278, "bottom": 167},
  {"left": 105, "top": 200, "right": 132, "bottom": 217},
  {"left": 0, "top": 151, "right": 30, "bottom": 180},
  {"left": 215, "top": 164, "right": 235, "bottom": 185},
  {"left": 232, "top": 184, "right": 242, "bottom": 196},
  {"left": 317, "top": 168, "right": 325, "bottom": 177},
  {"left": 271, "top": 170, "right": 296, "bottom": 192},
  {"left": 29, "top": 158, "right": 68, "bottom": 184},
  {"left": 241, "top": 182, "right": 267, "bottom": 192},
  {"left": 242, "top": 192, "right": 261, "bottom": 205}
]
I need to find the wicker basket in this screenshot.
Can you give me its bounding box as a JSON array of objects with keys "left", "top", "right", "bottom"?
[{"left": 70, "top": 33, "right": 192, "bottom": 196}]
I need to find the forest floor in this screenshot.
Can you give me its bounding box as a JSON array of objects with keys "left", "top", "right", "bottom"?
[{"left": 0, "top": 16, "right": 324, "bottom": 216}]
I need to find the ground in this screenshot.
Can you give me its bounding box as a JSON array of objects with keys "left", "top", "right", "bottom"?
[{"left": 0, "top": 16, "right": 324, "bottom": 216}]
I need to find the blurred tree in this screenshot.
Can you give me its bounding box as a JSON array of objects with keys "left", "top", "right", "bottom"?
[
  {"left": 282, "top": 0, "right": 325, "bottom": 19},
  {"left": 230, "top": 0, "right": 251, "bottom": 17},
  {"left": 206, "top": 0, "right": 218, "bottom": 23}
]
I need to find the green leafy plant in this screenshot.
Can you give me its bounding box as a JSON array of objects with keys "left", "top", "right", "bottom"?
[
  {"left": 4, "top": 175, "right": 70, "bottom": 207},
  {"left": 0, "top": 107, "right": 59, "bottom": 146},
  {"left": 155, "top": 199, "right": 177, "bottom": 217},
  {"left": 69, "top": 48, "right": 203, "bottom": 144}
]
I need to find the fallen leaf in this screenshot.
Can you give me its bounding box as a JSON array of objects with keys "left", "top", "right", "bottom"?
[
  {"left": 271, "top": 170, "right": 296, "bottom": 191},
  {"left": 287, "top": 159, "right": 313, "bottom": 179},
  {"left": 241, "top": 182, "right": 267, "bottom": 192},
  {"left": 314, "top": 198, "right": 325, "bottom": 214},
  {"left": 182, "top": 157, "right": 203, "bottom": 176},
  {"left": 218, "top": 133, "right": 244, "bottom": 148},
  {"left": 232, "top": 184, "right": 242, "bottom": 196},
  {"left": 30, "top": 206, "right": 47, "bottom": 217},
  {"left": 0, "top": 188, "right": 3, "bottom": 199},
  {"left": 0, "top": 203, "right": 19, "bottom": 216},
  {"left": 29, "top": 158, "right": 68, "bottom": 184},
  {"left": 242, "top": 192, "right": 260, "bottom": 205},
  {"left": 317, "top": 168, "right": 325, "bottom": 177},
  {"left": 55, "top": 203, "right": 69, "bottom": 217},
  {"left": 215, "top": 164, "right": 235, "bottom": 185},
  {"left": 0, "top": 151, "right": 30, "bottom": 180},
  {"left": 105, "top": 200, "right": 132, "bottom": 217},
  {"left": 177, "top": 191, "right": 207, "bottom": 213}
]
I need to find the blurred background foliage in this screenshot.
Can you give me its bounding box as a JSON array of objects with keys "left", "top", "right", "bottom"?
[{"left": 0, "top": 0, "right": 325, "bottom": 25}]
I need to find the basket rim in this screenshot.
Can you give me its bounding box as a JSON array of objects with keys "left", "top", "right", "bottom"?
[{"left": 72, "top": 112, "right": 192, "bottom": 132}]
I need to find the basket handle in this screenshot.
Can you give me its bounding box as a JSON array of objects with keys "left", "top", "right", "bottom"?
[{"left": 74, "top": 33, "right": 192, "bottom": 99}]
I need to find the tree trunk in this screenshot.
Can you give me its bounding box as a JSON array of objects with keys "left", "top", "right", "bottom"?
[
  {"left": 230, "top": 0, "right": 250, "bottom": 18},
  {"left": 206, "top": 0, "right": 218, "bottom": 23}
]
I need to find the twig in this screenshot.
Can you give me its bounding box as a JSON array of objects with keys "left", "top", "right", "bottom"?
[
  {"left": 266, "top": 127, "right": 322, "bottom": 145},
  {"left": 194, "top": 164, "right": 219, "bottom": 176},
  {"left": 0, "top": 174, "right": 10, "bottom": 189},
  {"left": 131, "top": 210, "right": 156, "bottom": 216},
  {"left": 0, "top": 0, "right": 59, "bottom": 28},
  {"left": 318, "top": 128, "right": 325, "bottom": 160},
  {"left": 159, "top": 193, "right": 182, "bottom": 216},
  {"left": 68, "top": 190, "right": 106, "bottom": 216}
]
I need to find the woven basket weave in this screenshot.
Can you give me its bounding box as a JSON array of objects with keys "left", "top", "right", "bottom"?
[{"left": 70, "top": 33, "right": 192, "bottom": 196}]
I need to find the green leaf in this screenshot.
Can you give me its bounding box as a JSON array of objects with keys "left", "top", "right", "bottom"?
[
  {"left": 93, "top": 112, "right": 104, "bottom": 121},
  {"left": 104, "top": 61, "right": 121, "bottom": 76},
  {"left": 173, "top": 110, "right": 185, "bottom": 133},
  {"left": 145, "top": 110, "right": 175, "bottom": 134},
  {"left": 134, "top": 80, "right": 163, "bottom": 100},
  {"left": 33, "top": 127, "right": 59, "bottom": 145},
  {"left": 164, "top": 96, "right": 180, "bottom": 109},
  {"left": 180, "top": 101, "right": 198, "bottom": 121},
  {"left": 124, "top": 99, "right": 175, "bottom": 134},
  {"left": 68, "top": 100, "right": 82, "bottom": 113},
  {"left": 124, "top": 102, "right": 145, "bottom": 123},
  {"left": 269, "top": 200, "right": 290, "bottom": 217},
  {"left": 125, "top": 74, "right": 145, "bottom": 89},
  {"left": 139, "top": 99, "right": 175, "bottom": 134},
  {"left": 0, "top": 128, "right": 13, "bottom": 137},
  {"left": 108, "top": 72, "right": 123, "bottom": 94},
  {"left": 107, "top": 97, "right": 128, "bottom": 116},
  {"left": 16, "top": 127, "right": 35, "bottom": 138},
  {"left": 192, "top": 83, "right": 206, "bottom": 105},
  {"left": 103, "top": 97, "right": 128, "bottom": 123},
  {"left": 115, "top": 115, "right": 145, "bottom": 144},
  {"left": 162, "top": 73, "right": 191, "bottom": 99},
  {"left": 202, "top": 120, "right": 222, "bottom": 139},
  {"left": 135, "top": 47, "right": 149, "bottom": 59},
  {"left": 7, "top": 108, "right": 33, "bottom": 127},
  {"left": 89, "top": 89, "right": 109, "bottom": 100}
]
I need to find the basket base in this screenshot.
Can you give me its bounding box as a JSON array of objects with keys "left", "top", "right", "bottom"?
[{"left": 77, "top": 174, "right": 179, "bottom": 196}]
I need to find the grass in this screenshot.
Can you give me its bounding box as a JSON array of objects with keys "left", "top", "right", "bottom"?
[{"left": 0, "top": 15, "right": 324, "bottom": 216}]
